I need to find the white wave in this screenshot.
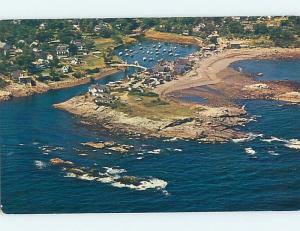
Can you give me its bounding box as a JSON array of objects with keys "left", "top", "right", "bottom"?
[
  {"left": 34, "top": 160, "right": 47, "bottom": 169},
  {"left": 245, "top": 147, "right": 256, "bottom": 155},
  {"left": 261, "top": 136, "right": 300, "bottom": 150},
  {"left": 110, "top": 178, "right": 168, "bottom": 191},
  {"left": 98, "top": 176, "right": 116, "bottom": 184},
  {"left": 163, "top": 137, "right": 178, "bottom": 142},
  {"left": 136, "top": 178, "right": 168, "bottom": 191},
  {"left": 284, "top": 139, "right": 300, "bottom": 150},
  {"left": 261, "top": 136, "right": 284, "bottom": 143},
  {"left": 64, "top": 172, "right": 77, "bottom": 178},
  {"left": 268, "top": 150, "right": 280, "bottom": 156},
  {"left": 232, "top": 133, "right": 263, "bottom": 143},
  {"left": 103, "top": 167, "right": 127, "bottom": 175},
  {"left": 77, "top": 174, "right": 97, "bottom": 181},
  {"left": 167, "top": 148, "right": 183, "bottom": 152},
  {"left": 147, "top": 149, "right": 161, "bottom": 154}
]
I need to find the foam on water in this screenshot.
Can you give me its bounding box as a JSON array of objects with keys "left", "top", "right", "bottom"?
[
  {"left": 268, "top": 150, "right": 280, "bottom": 156},
  {"left": 232, "top": 133, "right": 264, "bottom": 143},
  {"left": 245, "top": 147, "right": 256, "bottom": 155},
  {"left": 103, "top": 167, "right": 127, "bottom": 175},
  {"left": 147, "top": 149, "right": 161, "bottom": 154},
  {"left": 34, "top": 160, "right": 47, "bottom": 169},
  {"left": 261, "top": 136, "right": 300, "bottom": 150}
]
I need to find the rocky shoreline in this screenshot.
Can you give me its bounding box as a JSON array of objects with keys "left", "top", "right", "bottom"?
[
  {"left": 54, "top": 94, "right": 250, "bottom": 143},
  {"left": 54, "top": 48, "right": 300, "bottom": 143},
  {"left": 0, "top": 68, "right": 120, "bottom": 103}
]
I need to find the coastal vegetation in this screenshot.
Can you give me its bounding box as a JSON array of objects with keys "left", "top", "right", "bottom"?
[{"left": 0, "top": 16, "right": 299, "bottom": 102}]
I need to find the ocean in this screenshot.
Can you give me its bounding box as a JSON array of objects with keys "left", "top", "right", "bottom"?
[{"left": 1, "top": 42, "right": 300, "bottom": 213}]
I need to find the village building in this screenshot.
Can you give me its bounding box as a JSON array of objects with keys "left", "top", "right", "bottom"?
[
  {"left": 47, "top": 54, "right": 54, "bottom": 61},
  {"left": 88, "top": 84, "right": 110, "bottom": 96},
  {"left": 56, "top": 44, "right": 69, "bottom": 58},
  {"left": 70, "top": 39, "right": 84, "bottom": 51},
  {"left": 18, "top": 76, "right": 33, "bottom": 85},
  {"left": 94, "top": 22, "right": 110, "bottom": 32},
  {"left": 10, "top": 70, "right": 24, "bottom": 81},
  {"left": 0, "top": 41, "right": 10, "bottom": 56},
  {"left": 192, "top": 23, "right": 206, "bottom": 33},
  {"left": 182, "top": 30, "right": 190, "bottom": 36},
  {"left": 61, "top": 65, "right": 71, "bottom": 73},
  {"left": 70, "top": 57, "right": 80, "bottom": 65},
  {"left": 228, "top": 41, "right": 242, "bottom": 49},
  {"left": 39, "top": 23, "right": 46, "bottom": 30}
]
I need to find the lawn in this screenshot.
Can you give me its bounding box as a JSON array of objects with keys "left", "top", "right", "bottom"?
[
  {"left": 114, "top": 92, "right": 197, "bottom": 120},
  {"left": 144, "top": 29, "right": 202, "bottom": 46}
]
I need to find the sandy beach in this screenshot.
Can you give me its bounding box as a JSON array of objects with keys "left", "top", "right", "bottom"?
[{"left": 155, "top": 48, "right": 300, "bottom": 102}]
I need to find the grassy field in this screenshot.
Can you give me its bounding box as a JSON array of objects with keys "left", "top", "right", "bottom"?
[
  {"left": 144, "top": 29, "right": 202, "bottom": 46},
  {"left": 112, "top": 92, "right": 197, "bottom": 120}
]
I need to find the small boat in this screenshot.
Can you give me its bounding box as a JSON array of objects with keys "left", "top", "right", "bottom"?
[
  {"left": 125, "top": 53, "right": 129, "bottom": 56},
  {"left": 146, "top": 51, "right": 150, "bottom": 54},
  {"left": 175, "top": 53, "right": 179, "bottom": 57},
  {"left": 143, "top": 57, "right": 147, "bottom": 61},
  {"left": 163, "top": 49, "right": 167, "bottom": 52},
  {"left": 139, "top": 47, "right": 143, "bottom": 50},
  {"left": 158, "top": 44, "right": 162, "bottom": 48},
  {"left": 118, "top": 52, "right": 123, "bottom": 56},
  {"left": 155, "top": 48, "right": 159, "bottom": 51},
  {"left": 129, "top": 49, "right": 133, "bottom": 52},
  {"left": 153, "top": 44, "right": 156, "bottom": 48},
  {"left": 256, "top": 72, "right": 264, "bottom": 77},
  {"left": 169, "top": 53, "right": 173, "bottom": 56},
  {"left": 125, "top": 48, "right": 129, "bottom": 52}
]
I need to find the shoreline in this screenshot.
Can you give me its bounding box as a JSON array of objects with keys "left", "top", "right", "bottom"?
[
  {"left": 0, "top": 68, "right": 121, "bottom": 103},
  {"left": 155, "top": 47, "right": 300, "bottom": 105},
  {"left": 54, "top": 47, "right": 300, "bottom": 143},
  {"left": 155, "top": 47, "right": 300, "bottom": 100}
]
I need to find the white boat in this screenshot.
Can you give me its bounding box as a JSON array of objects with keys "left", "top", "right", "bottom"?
[
  {"left": 143, "top": 57, "right": 147, "bottom": 61},
  {"left": 118, "top": 52, "right": 123, "bottom": 56}
]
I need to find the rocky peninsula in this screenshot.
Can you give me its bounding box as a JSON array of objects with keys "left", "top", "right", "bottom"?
[{"left": 54, "top": 47, "right": 300, "bottom": 143}]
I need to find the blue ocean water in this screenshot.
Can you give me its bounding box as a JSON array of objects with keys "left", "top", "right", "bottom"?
[
  {"left": 1, "top": 44, "right": 300, "bottom": 213},
  {"left": 231, "top": 59, "right": 300, "bottom": 81}
]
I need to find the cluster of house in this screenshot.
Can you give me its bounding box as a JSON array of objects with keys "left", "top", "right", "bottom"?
[
  {"left": 56, "top": 39, "right": 86, "bottom": 59},
  {"left": 107, "top": 57, "right": 194, "bottom": 94},
  {"left": 0, "top": 41, "right": 23, "bottom": 57},
  {"left": 10, "top": 70, "right": 35, "bottom": 85},
  {"left": 88, "top": 84, "right": 115, "bottom": 105}
]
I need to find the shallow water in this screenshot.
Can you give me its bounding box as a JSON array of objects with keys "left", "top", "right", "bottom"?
[{"left": 1, "top": 43, "right": 300, "bottom": 213}]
